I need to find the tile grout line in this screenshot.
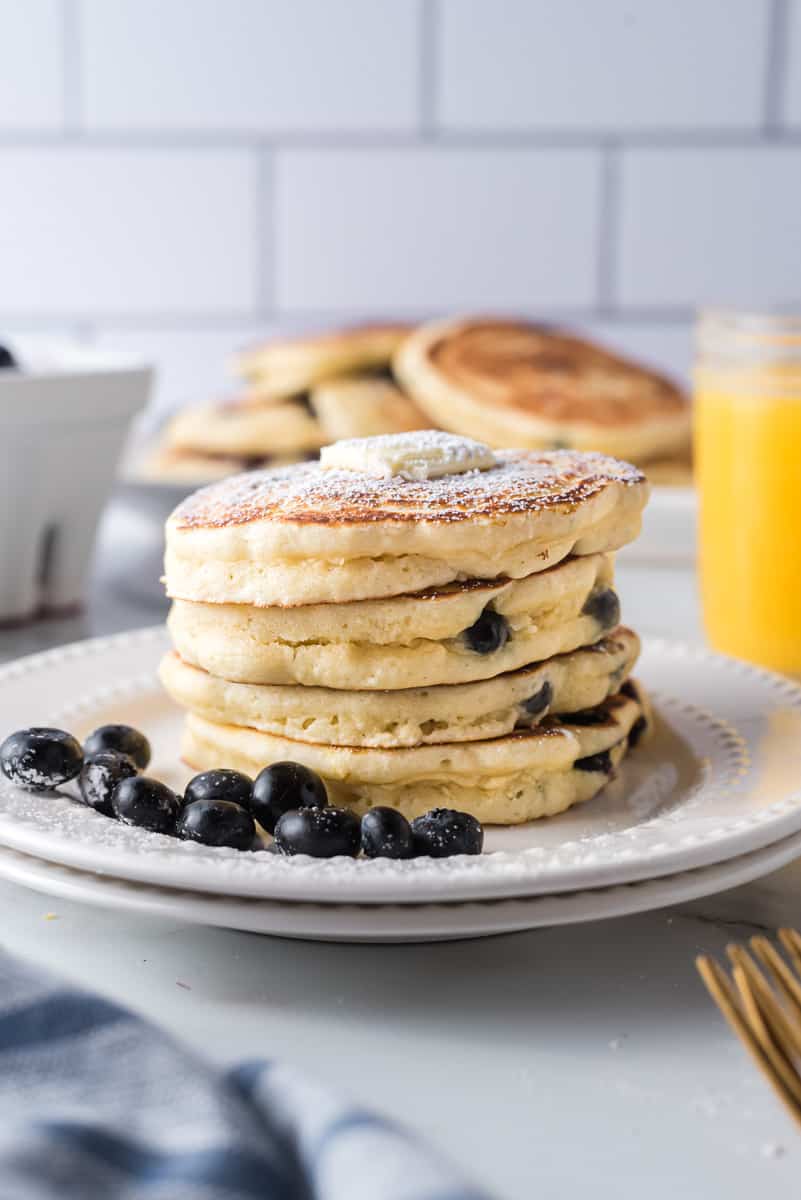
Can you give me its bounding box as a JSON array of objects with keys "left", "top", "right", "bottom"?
[
  {"left": 418, "top": 0, "right": 439, "bottom": 139},
  {"left": 2, "top": 130, "right": 801, "bottom": 151},
  {"left": 763, "top": 0, "right": 790, "bottom": 132}
]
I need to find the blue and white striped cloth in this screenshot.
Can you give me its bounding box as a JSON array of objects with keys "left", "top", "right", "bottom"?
[{"left": 0, "top": 952, "right": 490, "bottom": 1200}]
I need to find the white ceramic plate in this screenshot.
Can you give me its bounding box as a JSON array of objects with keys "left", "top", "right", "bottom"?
[
  {"left": 1, "top": 828, "right": 800, "bottom": 943},
  {"left": 1, "top": 628, "right": 801, "bottom": 905}
]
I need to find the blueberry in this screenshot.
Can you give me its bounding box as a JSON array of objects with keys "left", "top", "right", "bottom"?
[
  {"left": 361, "top": 807, "right": 414, "bottom": 860},
  {"left": 0, "top": 727, "right": 83, "bottom": 791},
  {"left": 522, "top": 680, "right": 553, "bottom": 718},
  {"left": 410, "top": 808, "right": 484, "bottom": 858},
  {"left": 628, "top": 716, "right": 648, "bottom": 749},
  {"left": 573, "top": 749, "right": 613, "bottom": 774},
  {"left": 177, "top": 798, "right": 255, "bottom": 850},
  {"left": 463, "top": 608, "right": 510, "bottom": 655},
  {"left": 251, "top": 761, "right": 328, "bottom": 834},
  {"left": 0, "top": 344, "right": 17, "bottom": 370},
  {"left": 582, "top": 587, "right": 620, "bottom": 630},
  {"left": 184, "top": 769, "right": 252, "bottom": 810},
  {"left": 78, "top": 751, "right": 137, "bottom": 816},
  {"left": 112, "top": 775, "right": 180, "bottom": 834},
  {"left": 84, "top": 724, "right": 150, "bottom": 770},
  {"left": 274, "top": 806, "right": 360, "bottom": 858}
]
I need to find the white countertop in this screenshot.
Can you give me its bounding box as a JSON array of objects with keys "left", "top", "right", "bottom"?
[{"left": 0, "top": 504, "right": 797, "bottom": 1198}]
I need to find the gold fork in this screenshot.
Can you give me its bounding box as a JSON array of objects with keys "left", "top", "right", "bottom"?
[{"left": 697, "top": 928, "right": 801, "bottom": 1129}]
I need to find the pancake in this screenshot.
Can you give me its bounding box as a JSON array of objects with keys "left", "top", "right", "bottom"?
[
  {"left": 140, "top": 446, "right": 313, "bottom": 485},
  {"left": 235, "top": 323, "right": 412, "bottom": 400},
  {"left": 640, "top": 449, "right": 694, "bottom": 488},
  {"left": 310, "top": 376, "right": 428, "bottom": 441},
  {"left": 160, "top": 627, "right": 639, "bottom": 749},
  {"left": 394, "top": 317, "right": 690, "bottom": 464},
  {"left": 181, "top": 686, "right": 648, "bottom": 825},
  {"left": 166, "top": 396, "right": 324, "bottom": 458},
  {"left": 164, "top": 440, "right": 648, "bottom": 607},
  {"left": 166, "top": 553, "right": 620, "bottom": 689}
]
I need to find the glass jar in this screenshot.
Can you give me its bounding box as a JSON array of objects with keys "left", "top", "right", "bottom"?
[{"left": 694, "top": 310, "right": 801, "bottom": 674}]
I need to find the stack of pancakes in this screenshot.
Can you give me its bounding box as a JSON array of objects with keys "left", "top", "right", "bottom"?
[
  {"left": 147, "top": 324, "right": 428, "bottom": 483},
  {"left": 160, "top": 431, "right": 652, "bottom": 826},
  {"left": 394, "top": 317, "right": 692, "bottom": 485}
]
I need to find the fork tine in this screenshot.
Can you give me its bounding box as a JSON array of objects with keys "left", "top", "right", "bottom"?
[
  {"left": 727, "top": 945, "right": 801, "bottom": 1062},
  {"left": 731, "top": 964, "right": 801, "bottom": 1107},
  {"left": 697, "top": 955, "right": 801, "bottom": 1129},
  {"left": 778, "top": 929, "right": 801, "bottom": 980},
  {"left": 751, "top": 936, "right": 801, "bottom": 1020}
]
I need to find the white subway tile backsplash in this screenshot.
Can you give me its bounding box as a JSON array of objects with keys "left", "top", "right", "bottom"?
[
  {"left": 0, "top": 0, "right": 64, "bottom": 130},
  {"left": 275, "top": 149, "right": 601, "bottom": 311},
  {"left": 0, "top": 149, "right": 259, "bottom": 317},
  {"left": 784, "top": 0, "right": 801, "bottom": 126},
  {"left": 617, "top": 148, "right": 801, "bottom": 308},
  {"left": 437, "top": 0, "right": 767, "bottom": 132},
  {"left": 80, "top": 0, "right": 421, "bottom": 133}
]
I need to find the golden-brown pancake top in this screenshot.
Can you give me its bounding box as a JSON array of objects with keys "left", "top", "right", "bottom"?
[
  {"left": 171, "top": 448, "right": 645, "bottom": 530},
  {"left": 237, "top": 321, "right": 413, "bottom": 364},
  {"left": 427, "top": 319, "right": 686, "bottom": 426}
]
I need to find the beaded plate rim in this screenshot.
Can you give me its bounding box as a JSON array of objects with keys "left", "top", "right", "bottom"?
[{"left": 0, "top": 626, "right": 799, "bottom": 904}]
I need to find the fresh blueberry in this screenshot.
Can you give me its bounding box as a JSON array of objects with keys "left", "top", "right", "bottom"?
[
  {"left": 84, "top": 724, "right": 151, "bottom": 770},
  {"left": 573, "top": 749, "right": 613, "bottom": 774},
  {"left": 410, "top": 808, "right": 484, "bottom": 858},
  {"left": 360, "top": 807, "right": 414, "bottom": 860},
  {"left": 251, "top": 761, "right": 328, "bottom": 834},
  {"left": 78, "top": 751, "right": 137, "bottom": 816},
  {"left": 522, "top": 680, "right": 553, "bottom": 718},
  {"left": 0, "top": 727, "right": 83, "bottom": 791},
  {"left": 274, "top": 806, "right": 360, "bottom": 858},
  {"left": 628, "top": 716, "right": 648, "bottom": 749},
  {"left": 0, "top": 344, "right": 17, "bottom": 370},
  {"left": 112, "top": 775, "right": 180, "bottom": 834},
  {"left": 184, "top": 769, "right": 253, "bottom": 810},
  {"left": 463, "top": 608, "right": 510, "bottom": 655},
  {"left": 582, "top": 587, "right": 620, "bottom": 630},
  {"left": 177, "top": 798, "right": 256, "bottom": 850}
]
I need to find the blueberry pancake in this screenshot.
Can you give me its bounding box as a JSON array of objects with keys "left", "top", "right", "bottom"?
[
  {"left": 166, "top": 395, "right": 325, "bottom": 459},
  {"left": 160, "top": 627, "right": 639, "bottom": 749},
  {"left": 166, "top": 552, "right": 620, "bottom": 690},
  {"left": 310, "top": 376, "right": 428, "bottom": 442},
  {"left": 394, "top": 317, "right": 690, "bottom": 466},
  {"left": 235, "top": 323, "right": 412, "bottom": 401},
  {"left": 164, "top": 433, "right": 648, "bottom": 607},
  {"left": 181, "top": 685, "right": 649, "bottom": 825}
]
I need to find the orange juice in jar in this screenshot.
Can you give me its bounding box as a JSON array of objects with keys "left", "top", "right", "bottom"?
[{"left": 694, "top": 312, "right": 801, "bottom": 675}]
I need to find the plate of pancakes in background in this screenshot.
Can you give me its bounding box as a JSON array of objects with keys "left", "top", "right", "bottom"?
[{"left": 130, "top": 316, "right": 696, "bottom": 563}]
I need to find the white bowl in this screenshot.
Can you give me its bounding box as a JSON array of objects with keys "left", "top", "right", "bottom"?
[{"left": 0, "top": 343, "right": 152, "bottom": 622}]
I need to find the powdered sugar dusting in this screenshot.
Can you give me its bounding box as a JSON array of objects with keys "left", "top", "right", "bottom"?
[{"left": 172, "top": 448, "right": 645, "bottom": 529}]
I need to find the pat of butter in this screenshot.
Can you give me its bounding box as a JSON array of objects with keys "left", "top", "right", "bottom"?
[{"left": 320, "top": 431, "right": 497, "bottom": 481}]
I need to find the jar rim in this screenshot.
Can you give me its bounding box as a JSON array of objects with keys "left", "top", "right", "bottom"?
[{"left": 698, "top": 309, "right": 801, "bottom": 346}]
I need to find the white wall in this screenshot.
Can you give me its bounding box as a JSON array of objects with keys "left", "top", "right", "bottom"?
[{"left": 2, "top": 0, "right": 800, "bottom": 415}]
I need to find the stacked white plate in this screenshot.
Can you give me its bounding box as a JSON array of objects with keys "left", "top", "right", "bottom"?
[{"left": 1, "top": 628, "right": 800, "bottom": 942}]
